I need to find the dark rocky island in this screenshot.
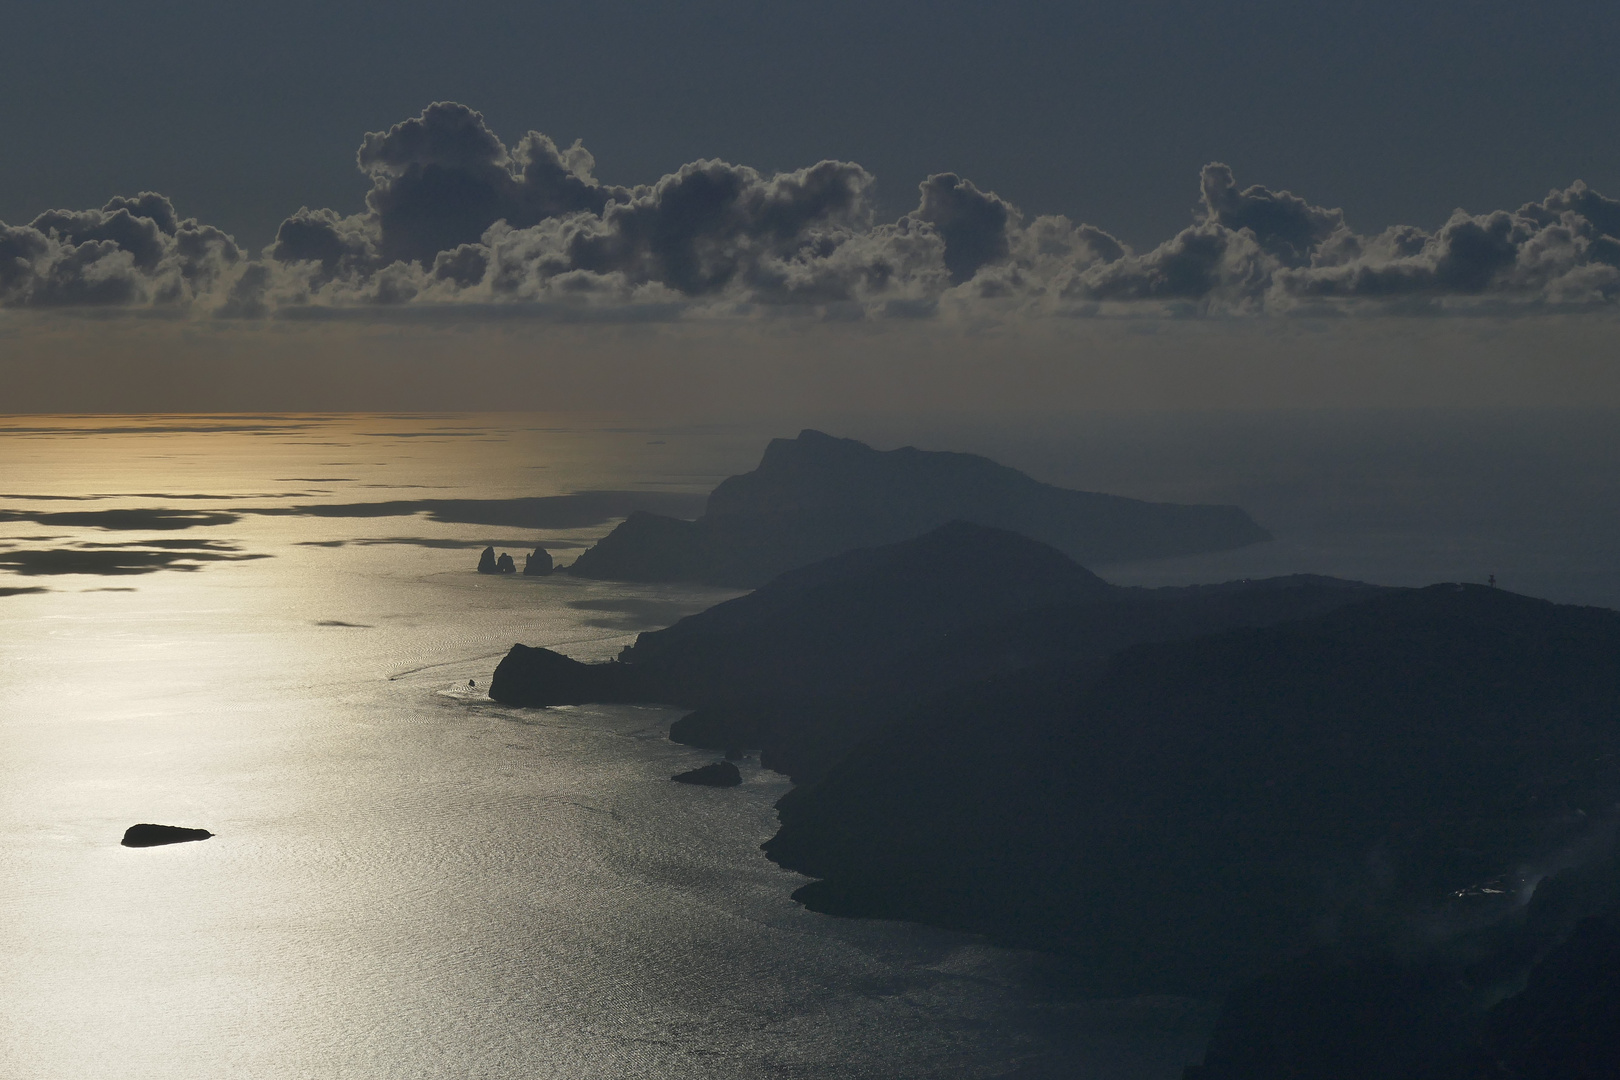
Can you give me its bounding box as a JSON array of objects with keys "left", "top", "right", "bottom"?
[
  {"left": 121, "top": 823, "right": 213, "bottom": 847},
  {"left": 477, "top": 546, "right": 520, "bottom": 573},
  {"left": 568, "top": 429, "right": 1270, "bottom": 587},
  {"left": 476, "top": 546, "right": 553, "bottom": 575},
  {"left": 671, "top": 760, "right": 742, "bottom": 787}
]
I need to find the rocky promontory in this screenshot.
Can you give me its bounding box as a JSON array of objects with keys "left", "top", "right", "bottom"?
[{"left": 488, "top": 644, "right": 646, "bottom": 706}]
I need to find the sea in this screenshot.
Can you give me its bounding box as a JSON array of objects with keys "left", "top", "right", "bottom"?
[{"left": 2, "top": 410, "right": 1617, "bottom": 1079}]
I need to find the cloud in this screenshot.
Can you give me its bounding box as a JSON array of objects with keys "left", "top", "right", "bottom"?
[
  {"left": 1056, "top": 172, "right": 1620, "bottom": 314},
  {"left": 1273, "top": 184, "right": 1620, "bottom": 307},
  {"left": 1198, "top": 164, "right": 1344, "bottom": 267},
  {"left": 0, "top": 193, "right": 241, "bottom": 308},
  {"left": 4, "top": 102, "right": 1620, "bottom": 319},
  {"left": 359, "top": 101, "right": 628, "bottom": 267},
  {"left": 471, "top": 155, "right": 883, "bottom": 304},
  {"left": 908, "top": 173, "right": 1017, "bottom": 284}
]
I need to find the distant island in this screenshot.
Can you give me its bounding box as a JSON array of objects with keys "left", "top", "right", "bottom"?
[
  {"left": 487, "top": 520, "right": 1620, "bottom": 1076},
  {"left": 121, "top": 823, "right": 212, "bottom": 847},
  {"left": 567, "top": 429, "right": 1270, "bottom": 587}
]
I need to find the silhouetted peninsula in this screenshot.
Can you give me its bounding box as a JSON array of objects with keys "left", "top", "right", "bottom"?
[
  {"left": 121, "top": 823, "right": 212, "bottom": 847},
  {"left": 671, "top": 761, "right": 742, "bottom": 787},
  {"left": 484, "top": 521, "right": 1620, "bottom": 1061},
  {"left": 766, "top": 584, "right": 1620, "bottom": 997},
  {"left": 493, "top": 522, "right": 1378, "bottom": 782},
  {"left": 568, "top": 430, "right": 1270, "bottom": 586}
]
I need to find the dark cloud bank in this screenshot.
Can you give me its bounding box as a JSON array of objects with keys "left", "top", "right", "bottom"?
[{"left": 4, "top": 102, "right": 1619, "bottom": 320}]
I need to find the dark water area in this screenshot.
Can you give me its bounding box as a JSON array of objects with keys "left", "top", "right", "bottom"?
[{"left": 1, "top": 409, "right": 1615, "bottom": 1078}]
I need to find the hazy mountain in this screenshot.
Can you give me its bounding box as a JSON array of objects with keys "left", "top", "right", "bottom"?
[{"left": 568, "top": 430, "right": 1270, "bottom": 587}]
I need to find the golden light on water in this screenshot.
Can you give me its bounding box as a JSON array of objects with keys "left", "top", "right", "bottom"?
[
  {"left": 5, "top": 410, "right": 1620, "bottom": 1077},
  {"left": 9, "top": 414, "right": 1197, "bottom": 1077}
]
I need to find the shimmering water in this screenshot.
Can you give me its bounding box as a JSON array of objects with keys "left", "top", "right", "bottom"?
[
  {"left": 3, "top": 410, "right": 1616, "bottom": 1079},
  {"left": 0, "top": 415, "right": 1213, "bottom": 1080}
]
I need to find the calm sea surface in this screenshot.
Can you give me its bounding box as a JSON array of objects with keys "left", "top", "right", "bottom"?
[{"left": 3, "top": 411, "right": 1617, "bottom": 1079}]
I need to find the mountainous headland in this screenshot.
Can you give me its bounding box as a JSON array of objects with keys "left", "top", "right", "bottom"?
[
  {"left": 492, "top": 522, "right": 1369, "bottom": 781},
  {"left": 488, "top": 517, "right": 1620, "bottom": 1076},
  {"left": 766, "top": 584, "right": 1620, "bottom": 988}
]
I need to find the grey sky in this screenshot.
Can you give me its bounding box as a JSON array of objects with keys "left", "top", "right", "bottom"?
[
  {"left": 4, "top": 0, "right": 1618, "bottom": 250},
  {"left": 4, "top": 0, "right": 1619, "bottom": 415}
]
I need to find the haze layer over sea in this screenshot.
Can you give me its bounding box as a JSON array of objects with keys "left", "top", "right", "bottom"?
[{"left": 2, "top": 410, "right": 1617, "bottom": 1079}]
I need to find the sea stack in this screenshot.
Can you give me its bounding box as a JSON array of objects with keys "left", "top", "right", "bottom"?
[
  {"left": 523, "top": 548, "right": 553, "bottom": 575},
  {"left": 477, "top": 546, "right": 498, "bottom": 573},
  {"left": 496, "top": 552, "right": 516, "bottom": 573}
]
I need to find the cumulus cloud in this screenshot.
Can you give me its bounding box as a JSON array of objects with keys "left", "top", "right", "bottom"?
[
  {"left": 1273, "top": 184, "right": 1620, "bottom": 306},
  {"left": 1055, "top": 168, "right": 1620, "bottom": 314},
  {"left": 0, "top": 194, "right": 241, "bottom": 308},
  {"left": 475, "top": 156, "right": 882, "bottom": 302},
  {"left": 273, "top": 101, "right": 632, "bottom": 278},
  {"left": 4, "top": 101, "right": 1620, "bottom": 319},
  {"left": 908, "top": 173, "right": 1017, "bottom": 284}
]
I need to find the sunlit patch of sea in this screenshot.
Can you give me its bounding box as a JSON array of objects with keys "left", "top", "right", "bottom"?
[{"left": 0, "top": 415, "right": 1212, "bottom": 1079}]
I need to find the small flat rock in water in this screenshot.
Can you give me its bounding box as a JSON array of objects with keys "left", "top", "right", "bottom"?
[
  {"left": 671, "top": 761, "right": 742, "bottom": 787},
  {"left": 121, "top": 823, "right": 213, "bottom": 847}
]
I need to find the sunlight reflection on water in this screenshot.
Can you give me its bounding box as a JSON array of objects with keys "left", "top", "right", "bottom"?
[{"left": 0, "top": 415, "right": 1211, "bottom": 1079}]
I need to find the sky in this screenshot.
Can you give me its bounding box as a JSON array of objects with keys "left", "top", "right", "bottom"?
[{"left": 3, "top": 0, "right": 1619, "bottom": 415}]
